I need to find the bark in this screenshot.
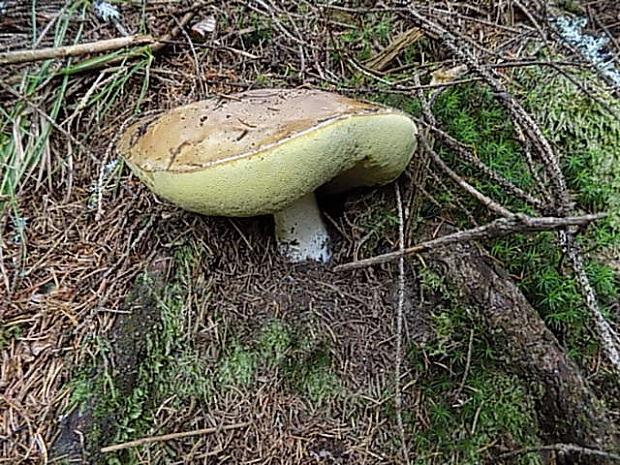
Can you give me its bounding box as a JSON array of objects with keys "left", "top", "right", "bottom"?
[{"left": 425, "top": 238, "right": 619, "bottom": 464}]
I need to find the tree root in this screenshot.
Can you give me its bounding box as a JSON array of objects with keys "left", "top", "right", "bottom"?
[{"left": 426, "top": 234, "right": 619, "bottom": 464}]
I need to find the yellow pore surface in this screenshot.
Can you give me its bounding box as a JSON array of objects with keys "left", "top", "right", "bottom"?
[{"left": 118, "top": 89, "right": 417, "bottom": 217}]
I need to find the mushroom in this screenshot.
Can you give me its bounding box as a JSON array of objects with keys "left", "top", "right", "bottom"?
[{"left": 117, "top": 88, "right": 417, "bottom": 263}]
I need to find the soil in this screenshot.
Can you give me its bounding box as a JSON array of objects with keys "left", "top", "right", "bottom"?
[{"left": 47, "top": 186, "right": 428, "bottom": 464}]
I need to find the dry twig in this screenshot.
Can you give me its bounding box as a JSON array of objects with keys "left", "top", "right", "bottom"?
[
  {"left": 335, "top": 213, "right": 606, "bottom": 272},
  {"left": 101, "top": 422, "right": 250, "bottom": 453},
  {"left": 559, "top": 229, "right": 620, "bottom": 372},
  {"left": 0, "top": 35, "right": 155, "bottom": 65},
  {"left": 420, "top": 134, "right": 514, "bottom": 218},
  {"left": 405, "top": 3, "right": 620, "bottom": 375},
  {"left": 498, "top": 442, "right": 620, "bottom": 462},
  {"left": 417, "top": 119, "right": 544, "bottom": 209},
  {"left": 393, "top": 184, "right": 409, "bottom": 463},
  {"left": 68, "top": 3, "right": 206, "bottom": 73},
  {"left": 406, "top": 5, "right": 572, "bottom": 214}
]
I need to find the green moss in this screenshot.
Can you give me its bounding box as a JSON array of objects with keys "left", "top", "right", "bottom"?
[
  {"left": 518, "top": 65, "right": 620, "bottom": 237},
  {"left": 339, "top": 16, "right": 395, "bottom": 61},
  {"left": 284, "top": 341, "right": 340, "bottom": 404},
  {"left": 217, "top": 318, "right": 341, "bottom": 404},
  {"left": 63, "top": 244, "right": 214, "bottom": 464},
  {"left": 218, "top": 340, "right": 256, "bottom": 387},
  {"left": 411, "top": 367, "right": 541, "bottom": 465},
  {"left": 421, "top": 72, "right": 619, "bottom": 358},
  {"left": 407, "top": 272, "right": 541, "bottom": 465},
  {"left": 381, "top": 63, "right": 619, "bottom": 463},
  {"left": 433, "top": 85, "right": 536, "bottom": 207},
  {"left": 258, "top": 319, "right": 293, "bottom": 364}
]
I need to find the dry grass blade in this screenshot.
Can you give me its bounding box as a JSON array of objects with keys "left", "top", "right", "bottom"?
[
  {"left": 100, "top": 422, "right": 251, "bottom": 453},
  {"left": 364, "top": 27, "right": 424, "bottom": 72},
  {"left": 0, "top": 81, "right": 96, "bottom": 162}
]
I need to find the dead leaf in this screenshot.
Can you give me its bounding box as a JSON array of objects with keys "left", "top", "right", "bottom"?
[{"left": 191, "top": 16, "right": 217, "bottom": 37}]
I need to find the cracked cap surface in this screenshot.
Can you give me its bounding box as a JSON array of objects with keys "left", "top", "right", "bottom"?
[
  {"left": 118, "top": 88, "right": 383, "bottom": 172},
  {"left": 116, "top": 88, "right": 418, "bottom": 217}
]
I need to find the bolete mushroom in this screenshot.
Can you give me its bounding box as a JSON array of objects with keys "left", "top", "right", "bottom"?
[{"left": 117, "top": 88, "right": 417, "bottom": 262}]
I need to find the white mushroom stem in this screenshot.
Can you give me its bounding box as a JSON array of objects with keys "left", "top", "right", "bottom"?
[{"left": 273, "top": 192, "right": 332, "bottom": 263}]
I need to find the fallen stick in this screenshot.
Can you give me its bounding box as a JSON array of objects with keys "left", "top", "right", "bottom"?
[
  {"left": 101, "top": 422, "right": 250, "bottom": 453},
  {"left": 0, "top": 35, "right": 156, "bottom": 65},
  {"left": 334, "top": 213, "right": 606, "bottom": 272},
  {"left": 498, "top": 443, "right": 620, "bottom": 462}
]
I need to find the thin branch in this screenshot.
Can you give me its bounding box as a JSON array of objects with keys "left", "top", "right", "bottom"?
[
  {"left": 513, "top": 0, "right": 552, "bottom": 51},
  {"left": 394, "top": 184, "right": 409, "bottom": 463},
  {"left": 453, "top": 329, "right": 474, "bottom": 402},
  {"left": 418, "top": 119, "right": 544, "bottom": 210},
  {"left": 547, "top": 62, "right": 620, "bottom": 124},
  {"left": 335, "top": 213, "right": 606, "bottom": 272},
  {"left": 420, "top": 134, "right": 514, "bottom": 218},
  {"left": 412, "top": 71, "right": 479, "bottom": 224},
  {"left": 171, "top": 15, "right": 207, "bottom": 99},
  {"left": 68, "top": 3, "right": 205, "bottom": 74},
  {"left": 514, "top": 124, "right": 553, "bottom": 201},
  {"left": 101, "top": 422, "right": 250, "bottom": 453},
  {"left": 315, "top": 76, "right": 483, "bottom": 94},
  {"left": 405, "top": 5, "right": 620, "bottom": 373},
  {"left": 559, "top": 230, "right": 620, "bottom": 373},
  {"left": 498, "top": 442, "right": 620, "bottom": 461},
  {"left": 406, "top": 6, "right": 572, "bottom": 214},
  {"left": 0, "top": 35, "right": 155, "bottom": 65}
]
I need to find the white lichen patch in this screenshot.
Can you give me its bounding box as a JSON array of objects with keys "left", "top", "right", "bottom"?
[
  {"left": 93, "top": 0, "right": 120, "bottom": 22},
  {"left": 88, "top": 159, "right": 120, "bottom": 211},
  {"left": 551, "top": 16, "right": 620, "bottom": 87}
]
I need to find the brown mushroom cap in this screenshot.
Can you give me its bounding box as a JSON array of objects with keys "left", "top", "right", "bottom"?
[{"left": 117, "top": 88, "right": 417, "bottom": 217}]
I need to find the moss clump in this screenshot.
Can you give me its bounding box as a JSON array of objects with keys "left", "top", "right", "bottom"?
[
  {"left": 284, "top": 341, "right": 340, "bottom": 404},
  {"left": 393, "top": 65, "right": 619, "bottom": 462},
  {"left": 218, "top": 340, "right": 256, "bottom": 387},
  {"left": 63, "top": 245, "right": 213, "bottom": 464},
  {"left": 427, "top": 74, "right": 618, "bottom": 356},
  {"left": 217, "top": 319, "right": 341, "bottom": 404},
  {"left": 518, "top": 65, "right": 620, "bottom": 244},
  {"left": 406, "top": 270, "right": 541, "bottom": 465}
]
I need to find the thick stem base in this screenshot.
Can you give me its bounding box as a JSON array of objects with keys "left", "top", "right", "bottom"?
[{"left": 273, "top": 192, "right": 331, "bottom": 263}]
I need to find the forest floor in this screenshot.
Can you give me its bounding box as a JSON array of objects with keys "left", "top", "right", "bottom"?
[{"left": 1, "top": 1, "right": 619, "bottom": 464}]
